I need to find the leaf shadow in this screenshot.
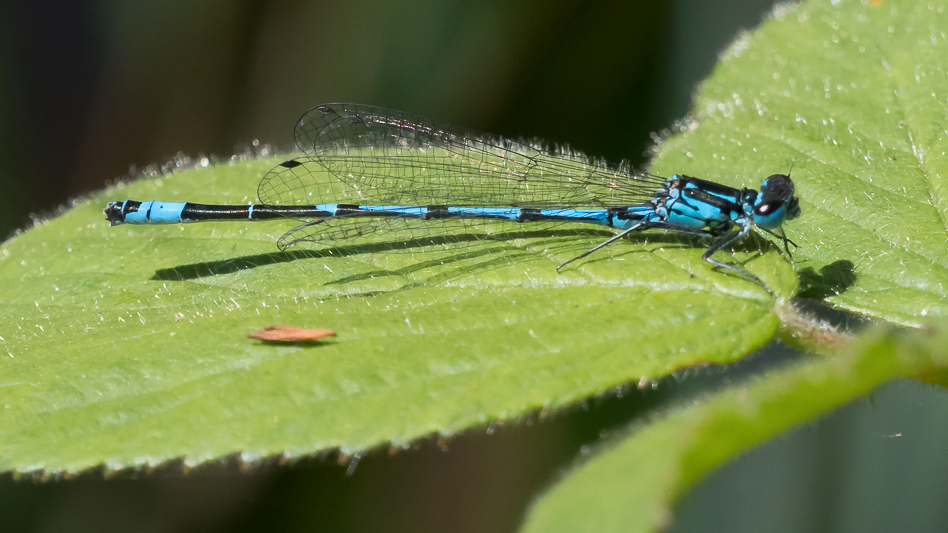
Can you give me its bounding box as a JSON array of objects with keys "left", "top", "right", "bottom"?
[
  {"left": 150, "top": 229, "right": 616, "bottom": 282},
  {"left": 796, "top": 260, "right": 857, "bottom": 299},
  {"left": 149, "top": 228, "right": 787, "bottom": 285},
  {"left": 248, "top": 338, "right": 339, "bottom": 348},
  {"left": 322, "top": 248, "right": 537, "bottom": 286},
  {"left": 152, "top": 250, "right": 322, "bottom": 281}
]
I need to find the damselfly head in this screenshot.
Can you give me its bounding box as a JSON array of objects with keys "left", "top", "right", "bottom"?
[{"left": 753, "top": 174, "right": 800, "bottom": 229}]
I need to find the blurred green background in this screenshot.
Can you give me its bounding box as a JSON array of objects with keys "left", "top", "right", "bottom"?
[{"left": 3, "top": 1, "right": 946, "bottom": 532}]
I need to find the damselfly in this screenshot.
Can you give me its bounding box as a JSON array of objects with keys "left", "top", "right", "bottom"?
[{"left": 105, "top": 103, "right": 801, "bottom": 290}]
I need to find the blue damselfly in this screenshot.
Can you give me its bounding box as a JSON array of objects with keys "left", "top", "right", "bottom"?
[{"left": 105, "top": 103, "right": 801, "bottom": 290}]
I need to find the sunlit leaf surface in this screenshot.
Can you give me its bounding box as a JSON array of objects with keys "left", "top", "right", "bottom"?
[
  {"left": 0, "top": 154, "right": 788, "bottom": 474},
  {"left": 650, "top": 0, "right": 948, "bottom": 326}
]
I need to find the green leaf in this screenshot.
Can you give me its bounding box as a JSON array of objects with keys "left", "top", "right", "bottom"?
[
  {"left": 520, "top": 320, "right": 948, "bottom": 533},
  {"left": 0, "top": 156, "right": 789, "bottom": 475},
  {"left": 650, "top": 0, "right": 948, "bottom": 326}
]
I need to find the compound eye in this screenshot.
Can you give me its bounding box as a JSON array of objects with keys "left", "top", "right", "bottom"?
[
  {"left": 755, "top": 201, "right": 784, "bottom": 216},
  {"left": 786, "top": 197, "right": 802, "bottom": 219}
]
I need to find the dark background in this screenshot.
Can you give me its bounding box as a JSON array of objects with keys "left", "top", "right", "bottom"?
[
  {"left": 0, "top": 0, "right": 767, "bottom": 239},
  {"left": 3, "top": 1, "right": 947, "bottom": 532}
]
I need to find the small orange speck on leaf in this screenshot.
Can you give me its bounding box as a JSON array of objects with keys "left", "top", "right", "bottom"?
[{"left": 248, "top": 325, "right": 338, "bottom": 343}]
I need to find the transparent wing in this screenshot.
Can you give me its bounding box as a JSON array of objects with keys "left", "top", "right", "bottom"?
[
  {"left": 276, "top": 214, "right": 615, "bottom": 254},
  {"left": 258, "top": 103, "right": 667, "bottom": 208},
  {"left": 259, "top": 151, "right": 625, "bottom": 253}
]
